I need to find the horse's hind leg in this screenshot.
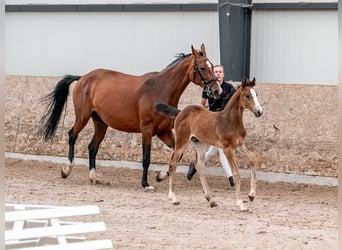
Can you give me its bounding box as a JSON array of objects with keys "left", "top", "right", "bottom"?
[
  {"left": 62, "top": 119, "right": 90, "bottom": 178},
  {"left": 194, "top": 142, "right": 217, "bottom": 207},
  {"left": 60, "top": 128, "right": 78, "bottom": 178},
  {"left": 88, "top": 112, "right": 108, "bottom": 184}
]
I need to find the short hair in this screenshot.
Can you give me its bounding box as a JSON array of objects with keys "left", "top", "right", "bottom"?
[{"left": 214, "top": 65, "right": 224, "bottom": 70}]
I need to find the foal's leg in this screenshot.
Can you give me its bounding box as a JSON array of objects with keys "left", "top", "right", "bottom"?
[
  {"left": 224, "top": 147, "right": 248, "bottom": 211},
  {"left": 155, "top": 131, "right": 175, "bottom": 181},
  {"left": 88, "top": 113, "right": 108, "bottom": 184},
  {"left": 239, "top": 143, "right": 258, "bottom": 201},
  {"left": 195, "top": 142, "right": 217, "bottom": 207},
  {"left": 167, "top": 151, "right": 180, "bottom": 205},
  {"left": 167, "top": 140, "right": 190, "bottom": 205}
]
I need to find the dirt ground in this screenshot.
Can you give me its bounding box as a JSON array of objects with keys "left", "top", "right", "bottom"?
[{"left": 5, "top": 157, "right": 337, "bottom": 250}]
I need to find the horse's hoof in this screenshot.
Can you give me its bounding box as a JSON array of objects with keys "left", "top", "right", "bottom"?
[
  {"left": 156, "top": 171, "right": 168, "bottom": 182},
  {"left": 143, "top": 185, "right": 154, "bottom": 192},
  {"left": 248, "top": 195, "right": 255, "bottom": 202},
  {"left": 172, "top": 201, "right": 180, "bottom": 205},
  {"left": 156, "top": 171, "right": 162, "bottom": 182},
  {"left": 61, "top": 166, "right": 72, "bottom": 178},
  {"left": 61, "top": 170, "right": 68, "bottom": 179},
  {"left": 210, "top": 201, "right": 218, "bottom": 208}
]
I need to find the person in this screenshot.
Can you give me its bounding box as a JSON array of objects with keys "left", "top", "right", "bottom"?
[{"left": 187, "top": 64, "right": 236, "bottom": 187}]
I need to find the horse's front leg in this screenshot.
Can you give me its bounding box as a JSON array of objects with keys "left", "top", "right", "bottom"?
[
  {"left": 195, "top": 142, "right": 217, "bottom": 207},
  {"left": 224, "top": 147, "right": 248, "bottom": 211},
  {"left": 88, "top": 117, "right": 108, "bottom": 184},
  {"left": 142, "top": 131, "right": 154, "bottom": 191},
  {"left": 239, "top": 143, "right": 258, "bottom": 201}
]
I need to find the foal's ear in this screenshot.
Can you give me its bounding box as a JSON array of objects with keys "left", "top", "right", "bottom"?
[
  {"left": 241, "top": 77, "right": 247, "bottom": 88},
  {"left": 251, "top": 77, "right": 256, "bottom": 87},
  {"left": 191, "top": 45, "right": 201, "bottom": 58},
  {"left": 200, "top": 43, "right": 207, "bottom": 57}
]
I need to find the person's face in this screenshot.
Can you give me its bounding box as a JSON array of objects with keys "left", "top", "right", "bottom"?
[{"left": 214, "top": 66, "right": 224, "bottom": 83}]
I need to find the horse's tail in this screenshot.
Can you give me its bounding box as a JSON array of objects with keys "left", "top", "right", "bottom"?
[
  {"left": 39, "top": 75, "right": 81, "bottom": 141},
  {"left": 154, "top": 103, "right": 180, "bottom": 118}
]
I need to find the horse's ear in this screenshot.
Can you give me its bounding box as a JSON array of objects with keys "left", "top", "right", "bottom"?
[
  {"left": 200, "top": 43, "right": 207, "bottom": 57},
  {"left": 191, "top": 45, "right": 200, "bottom": 57},
  {"left": 250, "top": 77, "right": 256, "bottom": 87},
  {"left": 241, "top": 77, "right": 247, "bottom": 88}
]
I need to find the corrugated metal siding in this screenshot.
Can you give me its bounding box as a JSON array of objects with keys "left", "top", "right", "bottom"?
[
  {"left": 5, "top": 11, "right": 220, "bottom": 76},
  {"left": 250, "top": 10, "right": 337, "bottom": 84}
]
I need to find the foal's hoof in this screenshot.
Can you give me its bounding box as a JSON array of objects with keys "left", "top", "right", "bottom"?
[
  {"left": 172, "top": 201, "right": 180, "bottom": 205},
  {"left": 248, "top": 195, "right": 255, "bottom": 202},
  {"left": 156, "top": 171, "right": 168, "bottom": 182},
  {"left": 143, "top": 185, "right": 154, "bottom": 192},
  {"left": 210, "top": 201, "right": 218, "bottom": 208},
  {"left": 156, "top": 171, "right": 163, "bottom": 182}
]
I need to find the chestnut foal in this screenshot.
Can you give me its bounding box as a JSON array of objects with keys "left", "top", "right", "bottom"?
[{"left": 155, "top": 78, "right": 263, "bottom": 211}]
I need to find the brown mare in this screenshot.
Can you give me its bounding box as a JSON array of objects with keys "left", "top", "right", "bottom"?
[
  {"left": 40, "top": 44, "right": 221, "bottom": 191},
  {"left": 155, "top": 78, "right": 263, "bottom": 211}
]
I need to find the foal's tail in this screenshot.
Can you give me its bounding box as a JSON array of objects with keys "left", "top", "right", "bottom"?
[
  {"left": 39, "top": 75, "right": 81, "bottom": 141},
  {"left": 154, "top": 103, "right": 180, "bottom": 118}
]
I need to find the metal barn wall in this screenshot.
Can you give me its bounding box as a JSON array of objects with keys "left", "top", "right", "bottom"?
[
  {"left": 5, "top": 9, "right": 220, "bottom": 76},
  {"left": 5, "top": 1, "right": 338, "bottom": 84},
  {"left": 250, "top": 9, "right": 337, "bottom": 85}
]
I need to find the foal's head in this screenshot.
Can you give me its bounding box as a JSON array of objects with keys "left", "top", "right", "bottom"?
[
  {"left": 239, "top": 77, "right": 263, "bottom": 117},
  {"left": 191, "top": 44, "right": 221, "bottom": 99}
]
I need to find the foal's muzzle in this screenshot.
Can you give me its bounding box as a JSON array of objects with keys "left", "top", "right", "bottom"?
[{"left": 254, "top": 108, "right": 263, "bottom": 117}]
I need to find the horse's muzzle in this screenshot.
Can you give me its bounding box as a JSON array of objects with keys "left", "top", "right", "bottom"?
[
  {"left": 212, "top": 90, "right": 220, "bottom": 99},
  {"left": 254, "top": 108, "right": 263, "bottom": 117}
]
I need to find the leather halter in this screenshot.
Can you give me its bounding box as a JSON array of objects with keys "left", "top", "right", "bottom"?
[{"left": 193, "top": 57, "right": 218, "bottom": 97}]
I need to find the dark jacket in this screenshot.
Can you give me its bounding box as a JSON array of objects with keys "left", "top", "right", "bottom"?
[{"left": 202, "top": 81, "right": 236, "bottom": 112}]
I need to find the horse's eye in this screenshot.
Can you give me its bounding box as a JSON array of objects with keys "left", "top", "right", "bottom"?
[
  {"left": 200, "top": 67, "right": 206, "bottom": 71},
  {"left": 245, "top": 94, "right": 250, "bottom": 99}
]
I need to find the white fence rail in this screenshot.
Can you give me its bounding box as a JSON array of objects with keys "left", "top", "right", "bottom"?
[{"left": 5, "top": 204, "right": 113, "bottom": 250}]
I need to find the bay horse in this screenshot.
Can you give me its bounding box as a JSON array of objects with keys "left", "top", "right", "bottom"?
[
  {"left": 39, "top": 44, "right": 221, "bottom": 191},
  {"left": 155, "top": 78, "right": 263, "bottom": 211}
]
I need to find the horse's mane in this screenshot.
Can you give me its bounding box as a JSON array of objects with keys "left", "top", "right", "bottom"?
[{"left": 165, "top": 50, "right": 204, "bottom": 69}]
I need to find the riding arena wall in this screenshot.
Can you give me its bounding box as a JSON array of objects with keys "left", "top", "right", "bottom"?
[
  {"left": 5, "top": 75, "right": 337, "bottom": 178},
  {"left": 4, "top": 1, "right": 338, "bottom": 178}
]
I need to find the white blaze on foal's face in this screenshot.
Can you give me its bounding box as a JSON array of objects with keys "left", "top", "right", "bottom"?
[{"left": 250, "top": 88, "right": 263, "bottom": 117}]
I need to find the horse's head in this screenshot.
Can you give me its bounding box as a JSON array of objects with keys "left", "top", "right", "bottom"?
[
  {"left": 191, "top": 44, "right": 221, "bottom": 99},
  {"left": 239, "top": 77, "right": 263, "bottom": 117}
]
